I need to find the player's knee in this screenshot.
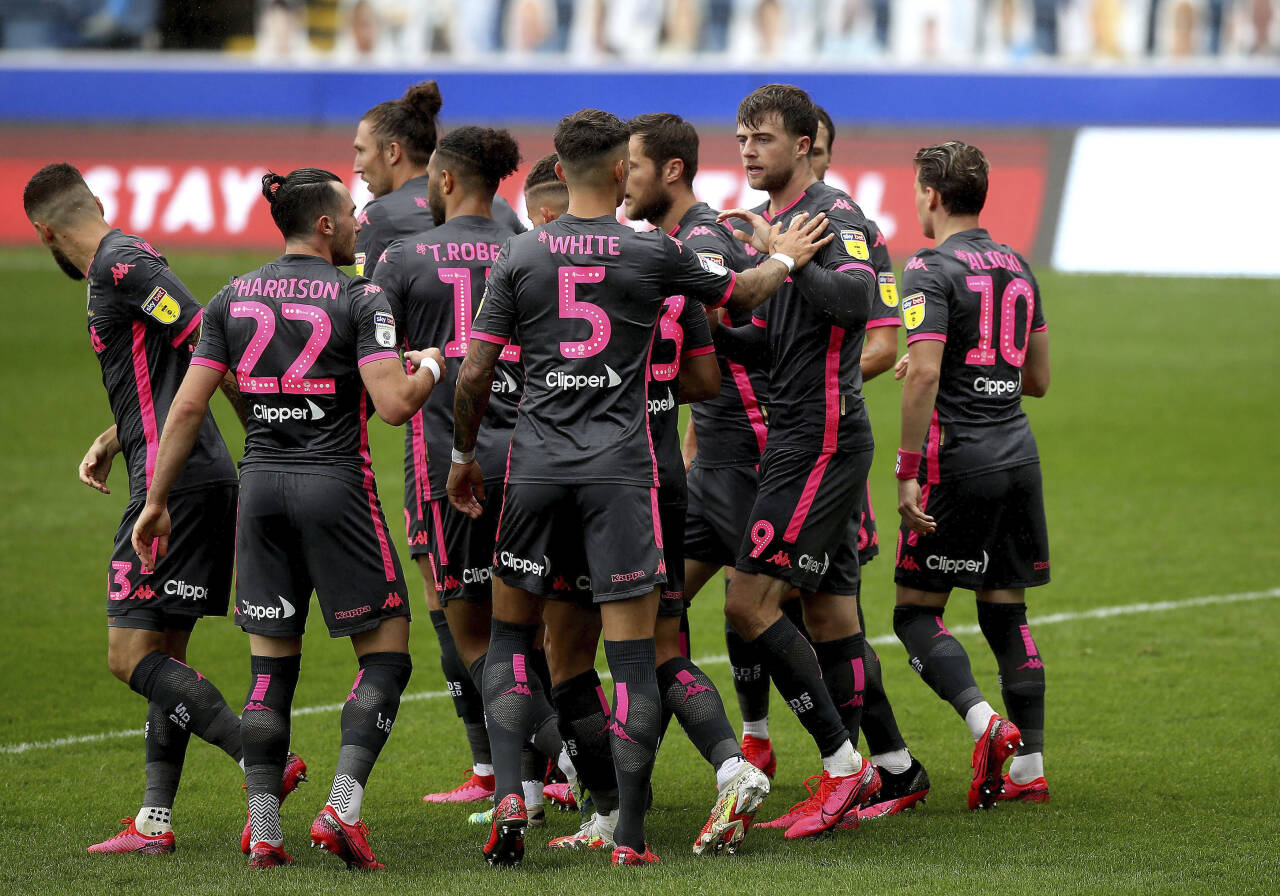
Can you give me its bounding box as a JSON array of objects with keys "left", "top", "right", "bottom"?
[
  {"left": 359, "top": 650, "right": 414, "bottom": 695},
  {"left": 892, "top": 603, "right": 935, "bottom": 644}
]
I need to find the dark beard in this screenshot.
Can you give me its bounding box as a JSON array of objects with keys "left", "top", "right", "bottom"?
[
  {"left": 51, "top": 245, "right": 85, "bottom": 281},
  {"left": 632, "top": 191, "right": 672, "bottom": 227}
]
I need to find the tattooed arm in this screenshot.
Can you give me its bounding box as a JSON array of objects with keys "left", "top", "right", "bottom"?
[
  {"left": 447, "top": 339, "right": 503, "bottom": 519},
  {"left": 218, "top": 372, "right": 251, "bottom": 429}
]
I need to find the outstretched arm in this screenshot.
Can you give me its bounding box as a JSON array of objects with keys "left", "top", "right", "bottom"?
[
  {"left": 448, "top": 338, "right": 503, "bottom": 519},
  {"left": 716, "top": 210, "right": 835, "bottom": 312}
]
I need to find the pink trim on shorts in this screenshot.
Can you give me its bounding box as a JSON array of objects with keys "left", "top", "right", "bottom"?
[
  {"left": 190, "top": 356, "right": 228, "bottom": 373},
  {"left": 358, "top": 388, "right": 397, "bottom": 582},
  {"left": 650, "top": 487, "right": 665, "bottom": 551},
  {"left": 1032, "top": 324, "right": 1048, "bottom": 333},
  {"left": 431, "top": 499, "right": 449, "bottom": 565},
  {"left": 410, "top": 410, "right": 430, "bottom": 505},
  {"left": 170, "top": 308, "right": 202, "bottom": 348},
  {"left": 642, "top": 331, "right": 660, "bottom": 487},
  {"left": 131, "top": 322, "right": 160, "bottom": 489},
  {"left": 784, "top": 452, "right": 832, "bottom": 543},
  {"left": 750, "top": 316, "right": 766, "bottom": 328}
]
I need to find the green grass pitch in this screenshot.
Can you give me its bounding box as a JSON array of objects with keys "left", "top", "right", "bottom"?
[{"left": 0, "top": 247, "right": 1276, "bottom": 895}]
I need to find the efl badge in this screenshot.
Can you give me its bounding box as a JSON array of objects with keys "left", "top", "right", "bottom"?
[
  {"left": 841, "top": 229, "right": 869, "bottom": 260},
  {"left": 697, "top": 252, "right": 728, "bottom": 276},
  {"left": 374, "top": 311, "right": 396, "bottom": 348},
  {"left": 355, "top": 252, "right": 366, "bottom": 276},
  {"left": 902, "top": 292, "right": 926, "bottom": 330},
  {"left": 141, "top": 286, "right": 181, "bottom": 324},
  {"left": 878, "top": 273, "right": 899, "bottom": 307}
]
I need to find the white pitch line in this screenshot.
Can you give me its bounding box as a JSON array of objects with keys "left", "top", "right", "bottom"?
[{"left": 4, "top": 586, "right": 1277, "bottom": 756}]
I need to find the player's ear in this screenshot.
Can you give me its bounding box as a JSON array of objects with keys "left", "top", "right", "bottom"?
[
  {"left": 386, "top": 140, "right": 402, "bottom": 165},
  {"left": 613, "top": 157, "right": 626, "bottom": 183},
  {"left": 796, "top": 135, "right": 811, "bottom": 159},
  {"left": 539, "top": 205, "right": 557, "bottom": 224},
  {"left": 665, "top": 159, "right": 683, "bottom": 186},
  {"left": 553, "top": 161, "right": 566, "bottom": 184},
  {"left": 94, "top": 195, "right": 106, "bottom": 219}
]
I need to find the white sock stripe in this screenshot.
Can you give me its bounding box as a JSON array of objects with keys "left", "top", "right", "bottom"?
[{"left": 6, "top": 587, "right": 1278, "bottom": 756}]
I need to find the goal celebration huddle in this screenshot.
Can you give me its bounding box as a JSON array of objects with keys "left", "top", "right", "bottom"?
[{"left": 24, "top": 79, "right": 1051, "bottom": 870}]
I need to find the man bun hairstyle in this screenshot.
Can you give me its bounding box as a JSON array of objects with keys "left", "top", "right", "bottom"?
[
  {"left": 362, "top": 80, "right": 444, "bottom": 167},
  {"left": 23, "top": 162, "right": 96, "bottom": 223},
  {"left": 914, "top": 141, "right": 989, "bottom": 216},
  {"left": 435, "top": 126, "right": 522, "bottom": 193},
  {"left": 737, "top": 83, "right": 818, "bottom": 145},
  {"left": 261, "top": 168, "right": 344, "bottom": 239},
  {"left": 553, "top": 108, "right": 629, "bottom": 176},
  {"left": 629, "top": 113, "right": 699, "bottom": 188}
]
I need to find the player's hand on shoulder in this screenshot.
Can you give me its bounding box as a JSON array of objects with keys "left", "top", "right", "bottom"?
[
  {"left": 897, "top": 479, "right": 936, "bottom": 536},
  {"left": 132, "top": 504, "right": 171, "bottom": 574},
  {"left": 446, "top": 460, "right": 486, "bottom": 520},
  {"left": 717, "top": 208, "right": 771, "bottom": 255},
  {"left": 770, "top": 211, "right": 834, "bottom": 270}
]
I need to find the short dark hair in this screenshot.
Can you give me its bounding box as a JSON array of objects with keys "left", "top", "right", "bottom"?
[
  {"left": 435, "top": 126, "right": 522, "bottom": 194},
  {"left": 23, "top": 162, "right": 95, "bottom": 222},
  {"left": 914, "top": 141, "right": 989, "bottom": 216},
  {"left": 553, "top": 108, "right": 629, "bottom": 177},
  {"left": 629, "top": 113, "right": 699, "bottom": 188},
  {"left": 362, "top": 80, "right": 444, "bottom": 167},
  {"left": 261, "top": 168, "right": 344, "bottom": 239},
  {"left": 737, "top": 84, "right": 817, "bottom": 144},
  {"left": 524, "top": 153, "right": 562, "bottom": 191},
  {"left": 814, "top": 105, "right": 835, "bottom": 153}
]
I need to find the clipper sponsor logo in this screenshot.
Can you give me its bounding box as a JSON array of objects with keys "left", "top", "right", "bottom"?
[
  {"left": 252, "top": 399, "right": 326, "bottom": 423},
  {"left": 491, "top": 367, "right": 519, "bottom": 395},
  {"left": 798, "top": 553, "right": 830, "bottom": 575},
  {"left": 973, "top": 375, "right": 1021, "bottom": 397},
  {"left": 164, "top": 579, "right": 208, "bottom": 601},
  {"left": 500, "top": 551, "right": 550, "bottom": 576},
  {"left": 545, "top": 365, "right": 621, "bottom": 391},
  {"left": 926, "top": 551, "right": 990, "bottom": 575},
  {"left": 334, "top": 605, "right": 372, "bottom": 620},
  {"left": 240, "top": 595, "right": 297, "bottom": 620},
  {"left": 647, "top": 387, "right": 675, "bottom": 415},
  {"left": 462, "top": 566, "right": 493, "bottom": 585}
]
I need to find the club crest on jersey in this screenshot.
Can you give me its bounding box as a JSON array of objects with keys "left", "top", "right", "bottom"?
[
  {"left": 841, "top": 229, "right": 869, "bottom": 260},
  {"left": 374, "top": 311, "right": 396, "bottom": 348},
  {"left": 355, "top": 252, "right": 366, "bottom": 276},
  {"left": 902, "top": 292, "right": 926, "bottom": 330},
  {"left": 878, "top": 273, "right": 899, "bottom": 307},
  {"left": 697, "top": 252, "right": 728, "bottom": 276},
  {"left": 141, "top": 286, "right": 181, "bottom": 324}
]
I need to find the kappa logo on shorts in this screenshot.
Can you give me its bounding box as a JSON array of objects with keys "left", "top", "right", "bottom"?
[
  {"left": 334, "top": 605, "right": 372, "bottom": 620},
  {"left": 382, "top": 592, "right": 404, "bottom": 609},
  {"left": 897, "top": 556, "right": 921, "bottom": 572},
  {"left": 766, "top": 550, "right": 791, "bottom": 568},
  {"left": 1034, "top": 560, "right": 1050, "bottom": 571},
  {"left": 409, "top": 531, "right": 431, "bottom": 546},
  {"left": 611, "top": 570, "right": 644, "bottom": 584},
  {"left": 441, "top": 575, "right": 463, "bottom": 590},
  {"left": 134, "top": 585, "right": 156, "bottom": 601}
]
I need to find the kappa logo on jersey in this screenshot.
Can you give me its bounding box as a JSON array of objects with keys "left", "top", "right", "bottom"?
[
  {"left": 354, "top": 251, "right": 366, "bottom": 275},
  {"left": 647, "top": 387, "right": 675, "bottom": 415},
  {"left": 416, "top": 243, "right": 428, "bottom": 255},
  {"left": 89, "top": 326, "right": 106, "bottom": 354},
  {"left": 878, "top": 273, "right": 900, "bottom": 307},
  {"left": 252, "top": 398, "right": 326, "bottom": 423},
  {"left": 841, "top": 229, "right": 869, "bottom": 260},
  {"left": 413, "top": 196, "right": 428, "bottom": 208},
  {"left": 240, "top": 595, "right": 297, "bottom": 621},
  {"left": 374, "top": 310, "right": 396, "bottom": 348},
  {"left": 905, "top": 256, "right": 929, "bottom": 271},
  {"left": 688, "top": 226, "right": 715, "bottom": 237},
  {"left": 697, "top": 252, "right": 728, "bottom": 276},
  {"left": 830, "top": 198, "right": 856, "bottom": 213},
  {"left": 110, "top": 262, "right": 134, "bottom": 284},
  {"left": 141, "top": 286, "right": 181, "bottom": 324},
  {"left": 902, "top": 292, "right": 926, "bottom": 330},
  {"left": 491, "top": 367, "right": 519, "bottom": 395},
  {"left": 873, "top": 230, "right": 887, "bottom": 248},
  {"left": 545, "top": 365, "right": 621, "bottom": 391}
]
